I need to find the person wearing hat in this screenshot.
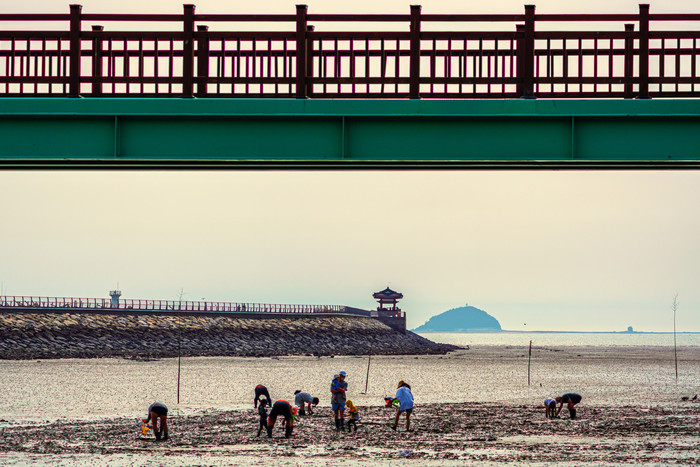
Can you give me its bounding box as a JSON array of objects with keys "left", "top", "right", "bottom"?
[
  {"left": 391, "top": 380, "right": 414, "bottom": 432},
  {"left": 331, "top": 371, "right": 348, "bottom": 431}
]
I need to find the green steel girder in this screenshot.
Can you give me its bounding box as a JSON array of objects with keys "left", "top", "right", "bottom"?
[{"left": 1, "top": 98, "right": 700, "bottom": 169}]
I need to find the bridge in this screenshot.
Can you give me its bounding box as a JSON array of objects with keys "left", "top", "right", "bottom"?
[{"left": 1, "top": 4, "right": 700, "bottom": 168}]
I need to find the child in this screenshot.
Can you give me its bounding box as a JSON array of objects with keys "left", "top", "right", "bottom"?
[
  {"left": 257, "top": 403, "right": 268, "bottom": 436},
  {"left": 544, "top": 397, "right": 557, "bottom": 418},
  {"left": 345, "top": 400, "right": 359, "bottom": 432},
  {"left": 391, "top": 380, "right": 414, "bottom": 432}
]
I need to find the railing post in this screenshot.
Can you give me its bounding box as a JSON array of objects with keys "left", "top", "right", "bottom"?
[
  {"left": 623, "top": 23, "right": 635, "bottom": 98},
  {"left": 638, "top": 4, "right": 650, "bottom": 99},
  {"left": 516, "top": 24, "right": 525, "bottom": 97},
  {"left": 409, "top": 5, "right": 421, "bottom": 99},
  {"left": 306, "top": 25, "right": 315, "bottom": 97},
  {"left": 196, "top": 25, "right": 209, "bottom": 98},
  {"left": 69, "top": 4, "right": 82, "bottom": 97},
  {"left": 295, "top": 4, "right": 308, "bottom": 98},
  {"left": 521, "top": 5, "right": 536, "bottom": 98},
  {"left": 91, "top": 25, "right": 103, "bottom": 97},
  {"left": 183, "top": 4, "right": 196, "bottom": 98}
]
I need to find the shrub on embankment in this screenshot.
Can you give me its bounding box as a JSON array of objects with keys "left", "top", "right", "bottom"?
[{"left": 0, "top": 312, "right": 457, "bottom": 359}]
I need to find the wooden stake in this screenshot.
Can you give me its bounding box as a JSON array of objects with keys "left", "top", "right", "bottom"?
[
  {"left": 672, "top": 294, "right": 679, "bottom": 383},
  {"left": 177, "top": 316, "right": 181, "bottom": 404},
  {"left": 527, "top": 340, "right": 532, "bottom": 386},
  {"left": 363, "top": 345, "right": 372, "bottom": 394}
]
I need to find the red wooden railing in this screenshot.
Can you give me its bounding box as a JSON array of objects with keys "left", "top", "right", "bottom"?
[
  {"left": 1, "top": 4, "right": 700, "bottom": 98},
  {"left": 0, "top": 295, "right": 351, "bottom": 315}
]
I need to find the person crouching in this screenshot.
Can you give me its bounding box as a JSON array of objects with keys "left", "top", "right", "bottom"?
[
  {"left": 267, "top": 400, "right": 296, "bottom": 438},
  {"left": 148, "top": 402, "right": 169, "bottom": 441}
]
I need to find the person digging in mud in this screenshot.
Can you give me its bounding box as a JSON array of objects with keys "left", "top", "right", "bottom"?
[
  {"left": 294, "top": 390, "right": 319, "bottom": 416},
  {"left": 331, "top": 371, "right": 348, "bottom": 431},
  {"left": 147, "top": 402, "right": 169, "bottom": 441},
  {"left": 345, "top": 399, "right": 359, "bottom": 432},
  {"left": 556, "top": 393, "right": 582, "bottom": 419},
  {"left": 391, "top": 380, "right": 414, "bottom": 432},
  {"left": 266, "top": 400, "right": 296, "bottom": 438},
  {"left": 254, "top": 384, "right": 271, "bottom": 409},
  {"left": 256, "top": 403, "right": 268, "bottom": 436},
  {"left": 544, "top": 397, "right": 557, "bottom": 418}
]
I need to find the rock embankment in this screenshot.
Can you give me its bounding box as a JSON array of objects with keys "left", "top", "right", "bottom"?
[{"left": 0, "top": 312, "right": 457, "bottom": 359}]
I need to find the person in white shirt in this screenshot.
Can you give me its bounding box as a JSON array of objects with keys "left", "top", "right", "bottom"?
[
  {"left": 544, "top": 397, "right": 557, "bottom": 418},
  {"left": 391, "top": 380, "right": 414, "bottom": 432}
]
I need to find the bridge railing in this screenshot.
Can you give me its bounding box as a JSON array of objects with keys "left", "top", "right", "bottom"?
[
  {"left": 0, "top": 295, "right": 350, "bottom": 315},
  {"left": 1, "top": 4, "right": 699, "bottom": 98}
]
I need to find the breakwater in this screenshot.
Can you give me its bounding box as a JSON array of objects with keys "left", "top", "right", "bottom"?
[{"left": 0, "top": 312, "right": 457, "bottom": 359}]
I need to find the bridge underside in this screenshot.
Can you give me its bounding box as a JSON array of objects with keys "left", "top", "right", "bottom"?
[{"left": 1, "top": 98, "right": 699, "bottom": 169}]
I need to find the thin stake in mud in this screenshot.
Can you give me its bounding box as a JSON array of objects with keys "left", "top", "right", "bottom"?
[
  {"left": 177, "top": 287, "right": 186, "bottom": 404},
  {"left": 527, "top": 340, "right": 532, "bottom": 386},
  {"left": 672, "top": 293, "right": 679, "bottom": 383},
  {"left": 177, "top": 312, "right": 181, "bottom": 404},
  {"left": 362, "top": 345, "right": 372, "bottom": 394}
]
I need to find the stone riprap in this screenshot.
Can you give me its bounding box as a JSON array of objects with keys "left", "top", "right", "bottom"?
[{"left": 0, "top": 312, "right": 457, "bottom": 359}]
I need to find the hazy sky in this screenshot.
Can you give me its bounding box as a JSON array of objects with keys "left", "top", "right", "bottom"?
[{"left": 1, "top": 0, "right": 699, "bottom": 332}]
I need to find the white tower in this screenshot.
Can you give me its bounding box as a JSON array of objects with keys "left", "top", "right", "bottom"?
[{"left": 109, "top": 290, "right": 122, "bottom": 308}]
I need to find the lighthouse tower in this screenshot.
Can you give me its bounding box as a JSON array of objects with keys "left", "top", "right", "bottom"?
[{"left": 109, "top": 290, "right": 122, "bottom": 308}]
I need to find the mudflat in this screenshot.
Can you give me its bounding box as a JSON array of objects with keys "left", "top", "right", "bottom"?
[
  {"left": 0, "top": 345, "right": 699, "bottom": 465},
  {"left": 0, "top": 401, "right": 698, "bottom": 466}
]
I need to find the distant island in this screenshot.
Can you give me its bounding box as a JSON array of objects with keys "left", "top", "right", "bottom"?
[{"left": 412, "top": 304, "right": 502, "bottom": 332}]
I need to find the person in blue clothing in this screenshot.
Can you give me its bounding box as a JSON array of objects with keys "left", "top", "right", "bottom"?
[
  {"left": 331, "top": 371, "right": 348, "bottom": 431},
  {"left": 391, "top": 380, "right": 414, "bottom": 432}
]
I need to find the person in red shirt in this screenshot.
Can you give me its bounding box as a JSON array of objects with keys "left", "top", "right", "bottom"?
[{"left": 266, "top": 400, "right": 296, "bottom": 438}]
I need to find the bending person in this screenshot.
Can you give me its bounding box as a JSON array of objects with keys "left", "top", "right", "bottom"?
[
  {"left": 391, "top": 380, "right": 414, "bottom": 432},
  {"left": 266, "top": 400, "right": 296, "bottom": 438},
  {"left": 294, "top": 390, "right": 319, "bottom": 415},
  {"left": 254, "top": 384, "right": 272, "bottom": 409},
  {"left": 556, "top": 393, "right": 582, "bottom": 419},
  {"left": 544, "top": 397, "right": 557, "bottom": 418},
  {"left": 148, "top": 402, "right": 169, "bottom": 441}
]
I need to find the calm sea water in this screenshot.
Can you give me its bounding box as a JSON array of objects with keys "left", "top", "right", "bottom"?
[{"left": 418, "top": 331, "right": 700, "bottom": 348}]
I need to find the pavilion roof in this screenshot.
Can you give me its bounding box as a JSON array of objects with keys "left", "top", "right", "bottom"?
[{"left": 373, "top": 287, "right": 403, "bottom": 300}]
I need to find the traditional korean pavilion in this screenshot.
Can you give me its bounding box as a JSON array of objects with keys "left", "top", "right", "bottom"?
[{"left": 372, "top": 287, "right": 403, "bottom": 316}]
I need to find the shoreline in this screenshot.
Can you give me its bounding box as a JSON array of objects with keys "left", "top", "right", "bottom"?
[{"left": 417, "top": 330, "right": 700, "bottom": 334}]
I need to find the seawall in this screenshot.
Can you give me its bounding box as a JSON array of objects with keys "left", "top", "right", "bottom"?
[{"left": 0, "top": 312, "right": 457, "bottom": 360}]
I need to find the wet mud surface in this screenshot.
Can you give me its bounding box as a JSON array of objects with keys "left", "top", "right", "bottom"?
[{"left": 1, "top": 402, "right": 699, "bottom": 465}]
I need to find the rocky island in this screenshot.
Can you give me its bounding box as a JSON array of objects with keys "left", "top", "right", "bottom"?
[{"left": 412, "top": 304, "right": 502, "bottom": 332}]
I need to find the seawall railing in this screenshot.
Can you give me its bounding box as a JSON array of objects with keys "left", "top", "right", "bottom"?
[
  {"left": 1, "top": 4, "right": 700, "bottom": 99},
  {"left": 0, "top": 294, "right": 358, "bottom": 315}
]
